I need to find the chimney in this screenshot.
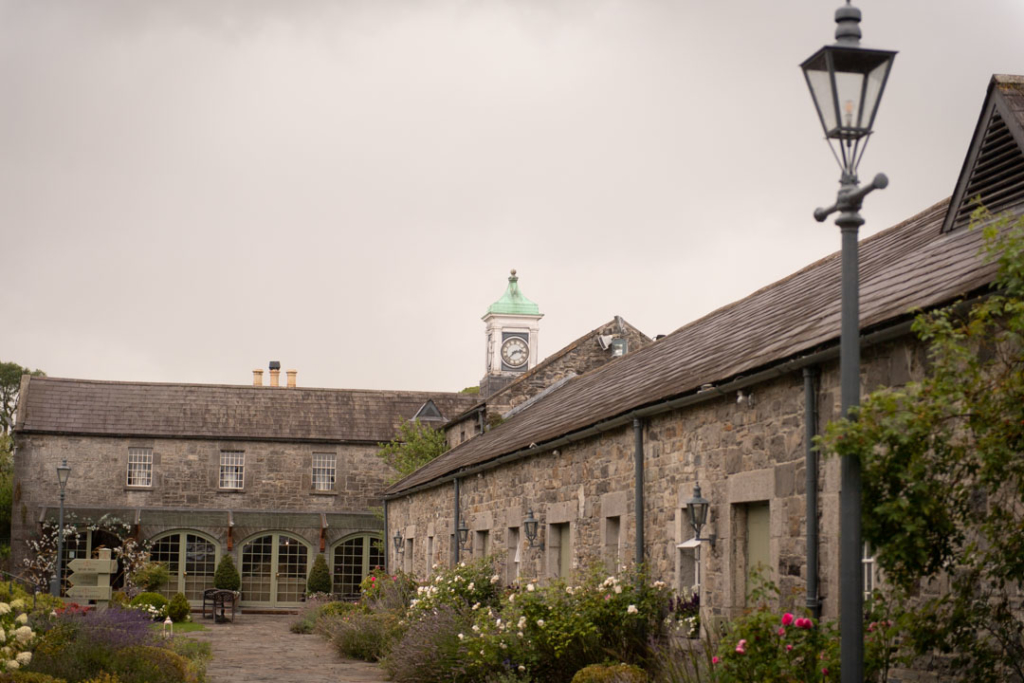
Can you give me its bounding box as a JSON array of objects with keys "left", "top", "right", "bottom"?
[
  {"left": 253, "top": 369, "right": 264, "bottom": 387},
  {"left": 287, "top": 369, "right": 297, "bottom": 388},
  {"left": 269, "top": 361, "right": 281, "bottom": 387}
]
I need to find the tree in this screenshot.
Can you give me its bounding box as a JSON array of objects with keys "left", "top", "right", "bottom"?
[
  {"left": 307, "top": 553, "right": 332, "bottom": 595},
  {"left": 823, "top": 208, "right": 1024, "bottom": 682},
  {"left": 213, "top": 554, "right": 241, "bottom": 591},
  {"left": 376, "top": 419, "right": 449, "bottom": 481},
  {"left": 0, "top": 361, "right": 45, "bottom": 435}
]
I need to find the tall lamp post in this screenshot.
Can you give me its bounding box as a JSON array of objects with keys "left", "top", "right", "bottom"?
[
  {"left": 801, "top": 4, "right": 895, "bottom": 681},
  {"left": 50, "top": 459, "right": 72, "bottom": 597}
]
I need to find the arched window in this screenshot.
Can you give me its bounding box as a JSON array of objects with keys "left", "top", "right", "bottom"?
[
  {"left": 148, "top": 531, "right": 220, "bottom": 603},
  {"left": 332, "top": 534, "right": 384, "bottom": 599}
]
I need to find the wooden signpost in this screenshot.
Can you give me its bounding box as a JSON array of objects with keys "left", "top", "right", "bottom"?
[{"left": 67, "top": 548, "right": 115, "bottom": 609}]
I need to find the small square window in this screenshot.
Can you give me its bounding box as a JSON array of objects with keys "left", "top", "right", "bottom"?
[
  {"left": 127, "top": 448, "right": 152, "bottom": 487},
  {"left": 312, "top": 453, "right": 336, "bottom": 491},
  {"left": 220, "top": 451, "right": 244, "bottom": 490}
]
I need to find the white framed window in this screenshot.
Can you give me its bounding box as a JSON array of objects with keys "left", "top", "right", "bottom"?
[
  {"left": 127, "top": 447, "right": 153, "bottom": 487},
  {"left": 219, "top": 451, "right": 244, "bottom": 490},
  {"left": 312, "top": 453, "right": 336, "bottom": 491},
  {"left": 863, "top": 542, "right": 877, "bottom": 598}
]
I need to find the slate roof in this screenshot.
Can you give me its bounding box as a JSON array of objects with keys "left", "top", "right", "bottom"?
[
  {"left": 15, "top": 378, "right": 482, "bottom": 444},
  {"left": 387, "top": 197, "right": 1006, "bottom": 495}
]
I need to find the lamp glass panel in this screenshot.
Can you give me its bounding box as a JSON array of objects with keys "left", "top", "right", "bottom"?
[
  {"left": 862, "top": 60, "right": 891, "bottom": 130},
  {"left": 689, "top": 502, "right": 709, "bottom": 531},
  {"left": 804, "top": 66, "right": 837, "bottom": 135},
  {"left": 524, "top": 519, "right": 537, "bottom": 542},
  {"left": 57, "top": 466, "right": 71, "bottom": 488}
]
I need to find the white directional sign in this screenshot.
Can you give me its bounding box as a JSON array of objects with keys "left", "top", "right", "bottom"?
[
  {"left": 66, "top": 585, "right": 112, "bottom": 600},
  {"left": 67, "top": 558, "right": 118, "bottom": 574}
]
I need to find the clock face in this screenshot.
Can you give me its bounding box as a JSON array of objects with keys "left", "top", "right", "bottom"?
[{"left": 501, "top": 337, "right": 529, "bottom": 368}]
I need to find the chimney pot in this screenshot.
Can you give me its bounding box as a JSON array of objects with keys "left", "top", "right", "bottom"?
[
  {"left": 287, "top": 370, "right": 297, "bottom": 388},
  {"left": 253, "top": 369, "right": 264, "bottom": 387}
]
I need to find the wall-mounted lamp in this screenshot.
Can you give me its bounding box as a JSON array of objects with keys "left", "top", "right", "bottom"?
[
  {"left": 458, "top": 520, "right": 471, "bottom": 551},
  {"left": 737, "top": 390, "right": 755, "bottom": 408},
  {"left": 523, "top": 509, "right": 544, "bottom": 550},
  {"left": 686, "top": 484, "right": 717, "bottom": 548},
  {"left": 393, "top": 529, "right": 405, "bottom": 554}
]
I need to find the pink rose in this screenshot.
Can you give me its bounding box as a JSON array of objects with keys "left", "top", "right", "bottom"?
[
  {"left": 735, "top": 639, "right": 747, "bottom": 654},
  {"left": 777, "top": 627, "right": 786, "bottom": 636},
  {"left": 712, "top": 656, "right": 720, "bottom": 665},
  {"left": 822, "top": 668, "right": 829, "bottom": 676},
  {"left": 795, "top": 617, "right": 814, "bottom": 629},
  {"left": 781, "top": 612, "right": 794, "bottom": 626},
  {"left": 786, "top": 644, "right": 793, "bottom": 652}
]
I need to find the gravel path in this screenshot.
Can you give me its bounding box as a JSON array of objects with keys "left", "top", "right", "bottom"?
[{"left": 185, "top": 614, "right": 388, "bottom": 683}]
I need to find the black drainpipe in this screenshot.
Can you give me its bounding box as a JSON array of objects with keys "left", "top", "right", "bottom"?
[
  {"left": 804, "top": 367, "right": 822, "bottom": 619},
  {"left": 383, "top": 499, "right": 389, "bottom": 573},
  {"left": 453, "top": 478, "right": 461, "bottom": 566},
  {"left": 634, "top": 418, "right": 645, "bottom": 567}
]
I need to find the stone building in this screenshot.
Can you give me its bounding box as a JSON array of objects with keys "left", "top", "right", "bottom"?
[
  {"left": 383, "top": 75, "right": 1024, "bottom": 622},
  {"left": 446, "top": 315, "right": 652, "bottom": 450},
  {"left": 12, "top": 376, "right": 480, "bottom": 608}
]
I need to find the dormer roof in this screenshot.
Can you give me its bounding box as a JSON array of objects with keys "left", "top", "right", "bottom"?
[{"left": 942, "top": 74, "right": 1024, "bottom": 233}]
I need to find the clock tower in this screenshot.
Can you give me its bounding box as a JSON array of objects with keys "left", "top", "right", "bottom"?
[{"left": 480, "top": 269, "right": 543, "bottom": 397}]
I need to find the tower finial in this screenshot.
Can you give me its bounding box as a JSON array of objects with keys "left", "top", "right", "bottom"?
[
  {"left": 835, "top": 1, "right": 862, "bottom": 45},
  {"left": 509, "top": 268, "right": 517, "bottom": 280}
]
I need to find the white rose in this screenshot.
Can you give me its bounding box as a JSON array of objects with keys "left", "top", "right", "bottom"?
[
  {"left": 526, "top": 583, "right": 535, "bottom": 592},
  {"left": 5, "top": 660, "right": 18, "bottom": 670},
  {"left": 627, "top": 604, "right": 638, "bottom": 614},
  {"left": 15, "top": 614, "right": 27, "bottom": 625},
  {"left": 15, "top": 652, "right": 30, "bottom": 666}
]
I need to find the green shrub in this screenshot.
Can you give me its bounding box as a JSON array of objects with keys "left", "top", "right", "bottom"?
[
  {"left": 306, "top": 554, "right": 331, "bottom": 595},
  {"left": 129, "top": 592, "right": 168, "bottom": 620},
  {"left": 360, "top": 568, "right": 418, "bottom": 611},
  {"left": 110, "top": 591, "right": 130, "bottom": 608},
  {"left": 131, "top": 563, "right": 169, "bottom": 593},
  {"left": 571, "top": 663, "right": 647, "bottom": 683},
  {"left": 167, "top": 637, "right": 211, "bottom": 683},
  {"left": 167, "top": 594, "right": 190, "bottom": 623},
  {"left": 323, "top": 610, "right": 403, "bottom": 662},
  {"left": 0, "top": 673, "right": 68, "bottom": 682},
  {"left": 321, "top": 601, "right": 362, "bottom": 618},
  {"left": 212, "top": 555, "right": 240, "bottom": 592}
]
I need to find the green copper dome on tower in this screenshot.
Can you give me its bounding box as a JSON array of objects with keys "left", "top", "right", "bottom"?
[{"left": 486, "top": 269, "right": 541, "bottom": 316}]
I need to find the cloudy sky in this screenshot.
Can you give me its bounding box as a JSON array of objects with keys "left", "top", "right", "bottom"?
[{"left": 3, "top": 0, "right": 1022, "bottom": 392}]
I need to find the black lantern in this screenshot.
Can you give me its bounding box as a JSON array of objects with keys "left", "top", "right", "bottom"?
[
  {"left": 50, "top": 459, "right": 72, "bottom": 596},
  {"left": 457, "top": 520, "right": 470, "bottom": 551},
  {"left": 801, "top": 2, "right": 896, "bottom": 176},
  {"left": 686, "top": 484, "right": 716, "bottom": 548},
  {"left": 57, "top": 460, "right": 71, "bottom": 491},
  {"left": 523, "top": 509, "right": 543, "bottom": 549},
  {"left": 393, "top": 529, "right": 404, "bottom": 554}
]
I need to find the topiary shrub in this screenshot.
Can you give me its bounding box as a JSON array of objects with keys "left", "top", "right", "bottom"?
[
  {"left": 307, "top": 554, "right": 331, "bottom": 595},
  {"left": 571, "top": 663, "right": 647, "bottom": 683},
  {"left": 129, "top": 591, "right": 168, "bottom": 619},
  {"left": 213, "top": 555, "right": 240, "bottom": 591},
  {"left": 167, "top": 592, "right": 190, "bottom": 623}
]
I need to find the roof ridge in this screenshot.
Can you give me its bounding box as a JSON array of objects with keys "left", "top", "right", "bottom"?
[{"left": 28, "top": 376, "right": 478, "bottom": 398}]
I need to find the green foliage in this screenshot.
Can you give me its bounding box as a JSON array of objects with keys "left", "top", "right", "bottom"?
[
  {"left": 0, "top": 673, "right": 66, "bottom": 683},
  {"left": 459, "top": 386, "right": 480, "bottom": 394},
  {"left": 321, "top": 609, "right": 403, "bottom": 662},
  {"left": 360, "top": 568, "right": 418, "bottom": 611},
  {"left": 306, "top": 554, "right": 331, "bottom": 595},
  {"left": 0, "top": 362, "right": 45, "bottom": 436},
  {"left": 0, "top": 434, "right": 12, "bottom": 544},
  {"left": 390, "top": 562, "right": 672, "bottom": 683},
  {"left": 376, "top": 419, "right": 449, "bottom": 481},
  {"left": 130, "top": 563, "right": 168, "bottom": 594},
  {"left": 821, "top": 207, "right": 1024, "bottom": 682},
  {"left": 571, "top": 663, "right": 647, "bottom": 683},
  {"left": 212, "top": 555, "right": 240, "bottom": 592},
  {"left": 166, "top": 594, "right": 189, "bottom": 624},
  {"left": 129, "top": 592, "right": 168, "bottom": 620}
]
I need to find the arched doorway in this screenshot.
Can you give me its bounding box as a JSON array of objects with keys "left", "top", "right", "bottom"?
[
  {"left": 331, "top": 534, "right": 384, "bottom": 600},
  {"left": 239, "top": 532, "right": 311, "bottom": 607},
  {"left": 148, "top": 531, "right": 220, "bottom": 604}
]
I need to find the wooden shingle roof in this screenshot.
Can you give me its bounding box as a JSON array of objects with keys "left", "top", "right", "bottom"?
[
  {"left": 15, "top": 378, "right": 482, "bottom": 444},
  {"left": 388, "top": 197, "right": 1005, "bottom": 495}
]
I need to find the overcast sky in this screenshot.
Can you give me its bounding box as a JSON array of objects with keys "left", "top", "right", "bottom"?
[{"left": 3, "top": 0, "right": 1022, "bottom": 392}]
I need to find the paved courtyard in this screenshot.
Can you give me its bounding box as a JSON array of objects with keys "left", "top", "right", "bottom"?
[{"left": 185, "top": 613, "right": 388, "bottom": 683}]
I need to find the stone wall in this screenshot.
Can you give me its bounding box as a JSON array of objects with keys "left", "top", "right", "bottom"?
[
  {"left": 389, "top": 336, "right": 924, "bottom": 623},
  {"left": 12, "top": 434, "right": 389, "bottom": 568}
]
